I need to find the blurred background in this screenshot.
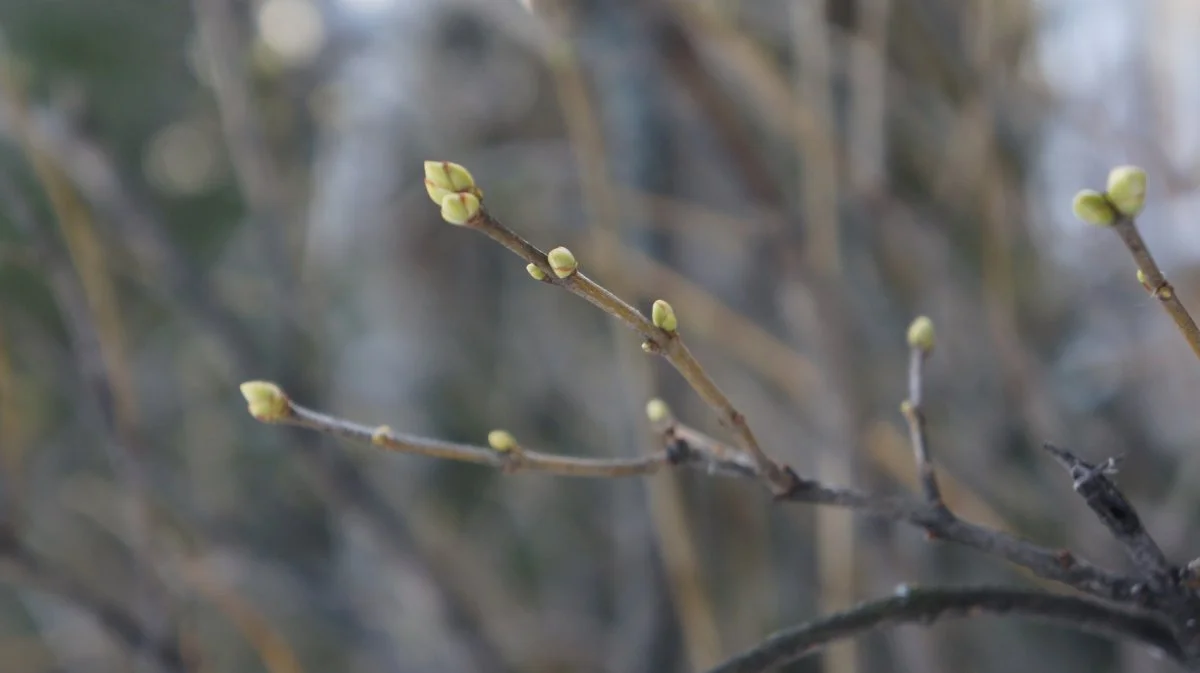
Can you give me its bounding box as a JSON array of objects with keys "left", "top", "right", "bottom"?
[{"left": 0, "top": 0, "right": 1197, "bottom": 671}]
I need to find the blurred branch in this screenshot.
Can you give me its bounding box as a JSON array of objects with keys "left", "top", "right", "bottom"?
[
  {"left": 189, "top": 0, "right": 295, "bottom": 288},
  {"left": 703, "top": 587, "right": 1181, "bottom": 673},
  {"left": 0, "top": 535, "right": 185, "bottom": 673}
]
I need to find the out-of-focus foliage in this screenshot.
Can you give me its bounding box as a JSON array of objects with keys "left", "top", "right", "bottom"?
[{"left": 0, "top": 0, "right": 1196, "bottom": 672}]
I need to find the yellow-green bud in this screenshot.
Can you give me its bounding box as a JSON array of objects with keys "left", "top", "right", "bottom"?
[
  {"left": 440, "top": 192, "right": 480, "bottom": 225},
  {"left": 1105, "top": 165, "right": 1147, "bottom": 216},
  {"left": 1071, "top": 189, "right": 1116, "bottom": 226},
  {"left": 645, "top": 398, "right": 671, "bottom": 423},
  {"left": 651, "top": 299, "right": 677, "bottom": 333},
  {"left": 424, "top": 161, "right": 476, "bottom": 193},
  {"left": 547, "top": 246, "right": 578, "bottom": 278},
  {"left": 1137, "top": 269, "right": 1148, "bottom": 286},
  {"left": 906, "top": 316, "right": 935, "bottom": 353},
  {"left": 526, "top": 263, "right": 547, "bottom": 281},
  {"left": 424, "top": 178, "right": 453, "bottom": 205},
  {"left": 371, "top": 425, "right": 393, "bottom": 445},
  {"left": 239, "top": 381, "right": 289, "bottom": 422},
  {"left": 488, "top": 429, "right": 517, "bottom": 452}
]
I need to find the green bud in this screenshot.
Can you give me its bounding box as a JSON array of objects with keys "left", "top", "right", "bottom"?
[
  {"left": 547, "top": 246, "right": 578, "bottom": 278},
  {"left": 526, "top": 263, "right": 547, "bottom": 281},
  {"left": 645, "top": 398, "right": 671, "bottom": 423},
  {"left": 1105, "top": 165, "right": 1147, "bottom": 216},
  {"left": 1071, "top": 189, "right": 1116, "bottom": 226},
  {"left": 424, "top": 161, "right": 476, "bottom": 193},
  {"left": 424, "top": 178, "right": 453, "bottom": 205},
  {"left": 239, "top": 381, "right": 289, "bottom": 422},
  {"left": 440, "top": 192, "right": 481, "bottom": 225},
  {"left": 651, "top": 299, "right": 677, "bottom": 333},
  {"left": 906, "top": 316, "right": 935, "bottom": 353},
  {"left": 488, "top": 429, "right": 517, "bottom": 452}
]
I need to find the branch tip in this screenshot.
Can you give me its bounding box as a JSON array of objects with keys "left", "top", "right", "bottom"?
[
  {"left": 646, "top": 398, "right": 671, "bottom": 424},
  {"left": 906, "top": 316, "right": 936, "bottom": 353},
  {"left": 1106, "top": 165, "right": 1147, "bottom": 217},
  {"left": 239, "top": 380, "right": 289, "bottom": 422}
]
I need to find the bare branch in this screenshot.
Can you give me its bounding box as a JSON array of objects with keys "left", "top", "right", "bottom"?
[
  {"left": 703, "top": 586, "right": 1180, "bottom": 673},
  {"left": 1041, "top": 443, "right": 1171, "bottom": 581}
]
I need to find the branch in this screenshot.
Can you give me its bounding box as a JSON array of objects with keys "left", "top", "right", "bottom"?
[
  {"left": 242, "top": 381, "right": 1138, "bottom": 604},
  {"left": 425, "top": 162, "right": 798, "bottom": 495},
  {"left": 703, "top": 586, "right": 1180, "bottom": 673},
  {"left": 240, "top": 382, "right": 763, "bottom": 480},
  {"left": 1041, "top": 443, "right": 1171, "bottom": 582}
]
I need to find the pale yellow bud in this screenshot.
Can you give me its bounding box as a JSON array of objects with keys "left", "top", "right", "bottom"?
[
  {"left": 239, "top": 381, "right": 289, "bottom": 422},
  {"left": 547, "top": 246, "right": 578, "bottom": 278},
  {"left": 651, "top": 299, "right": 677, "bottom": 333},
  {"left": 1105, "top": 165, "right": 1147, "bottom": 216},
  {"left": 906, "top": 316, "right": 935, "bottom": 353}
]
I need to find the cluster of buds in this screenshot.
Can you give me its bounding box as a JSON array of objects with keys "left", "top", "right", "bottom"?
[
  {"left": 424, "top": 161, "right": 484, "bottom": 225},
  {"left": 1072, "top": 165, "right": 1147, "bottom": 226}
]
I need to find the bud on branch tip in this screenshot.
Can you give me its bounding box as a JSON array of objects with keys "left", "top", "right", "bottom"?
[
  {"left": 547, "top": 246, "right": 578, "bottom": 278},
  {"left": 1106, "top": 165, "right": 1147, "bottom": 216},
  {"left": 239, "top": 381, "right": 289, "bottom": 422},
  {"left": 646, "top": 398, "right": 671, "bottom": 423},
  {"left": 1072, "top": 189, "right": 1116, "bottom": 227},
  {"left": 488, "top": 429, "right": 517, "bottom": 452},
  {"left": 906, "top": 316, "right": 935, "bottom": 353},
  {"left": 424, "top": 161, "right": 476, "bottom": 194},
  {"left": 651, "top": 299, "right": 677, "bottom": 333}
]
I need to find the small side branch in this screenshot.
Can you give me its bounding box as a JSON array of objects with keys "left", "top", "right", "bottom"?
[
  {"left": 703, "top": 586, "right": 1180, "bottom": 673},
  {"left": 900, "top": 319, "right": 945, "bottom": 509},
  {"left": 1041, "top": 443, "right": 1171, "bottom": 582},
  {"left": 241, "top": 382, "right": 762, "bottom": 480}
]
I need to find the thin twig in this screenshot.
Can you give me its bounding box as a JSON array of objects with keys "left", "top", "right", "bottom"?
[
  {"left": 256, "top": 389, "right": 761, "bottom": 480},
  {"left": 467, "top": 209, "right": 799, "bottom": 495},
  {"left": 703, "top": 586, "right": 1181, "bottom": 673},
  {"left": 1041, "top": 443, "right": 1171, "bottom": 582},
  {"left": 900, "top": 346, "right": 946, "bottom": 509},
  {"left": 1111, "top": 216, "right": 1200, "bottom": 362}
]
